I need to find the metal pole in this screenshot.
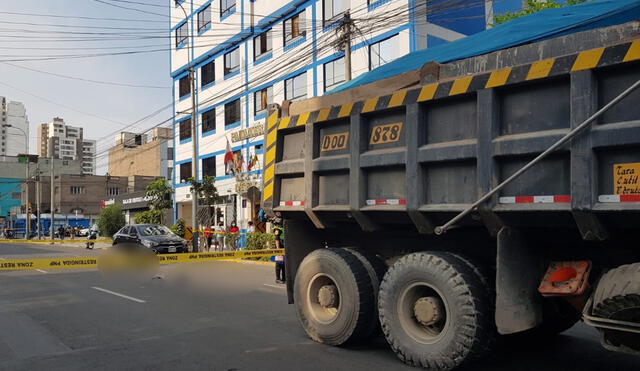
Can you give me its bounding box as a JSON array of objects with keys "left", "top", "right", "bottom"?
[
  {"left": 434, "top": 78, "right": 640, "bottom": 235},
  {"left": 50, "top": 157, "right": 54, "bottom": 243},
  {"left": 343, "top": 12, "right": 352, "bottom": 81},
  {"left": 36, "top": 167, "right": 41, "bottom": 239},
  {"left": 177, "top": 3, "right": 199, "bottom": 252}
]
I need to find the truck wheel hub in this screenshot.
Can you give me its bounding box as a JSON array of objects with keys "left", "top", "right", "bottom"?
[
  {"left": 318, "top": 285, "right": 339, "bottom": 308},
  {"left": 414, "top": 296, "right": 444, "bottom": 326}
]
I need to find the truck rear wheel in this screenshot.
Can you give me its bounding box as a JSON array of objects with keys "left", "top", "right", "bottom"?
[
  {"left": 294, "top": 248, "right": 375, "bottom": 345},
  {"left": 378, "top": 252, "right": 494, "bottom": 370},
  {"left": 593, "top": 263, "right": 640, "bottom": 353}
]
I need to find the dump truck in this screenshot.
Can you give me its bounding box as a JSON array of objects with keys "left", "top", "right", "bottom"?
[{"left": 261, "top": 18, "right": 640, "bottom": 370}]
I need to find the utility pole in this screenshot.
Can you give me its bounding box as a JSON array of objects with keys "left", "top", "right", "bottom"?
[
  {"left": 343, "top": 12, "right": 352, "bottom": 81},
  {"left": 36, "top": 164, "right": 41, "bottom": 239},
  {"left": 50, "top": 157, "right": 54, "bottom": 243},
  {"left": 25, "top": 158, "right": 30, "bottom": 238},
  {"left": 177, "top": 1, "right": 199, "bottom": 252}
]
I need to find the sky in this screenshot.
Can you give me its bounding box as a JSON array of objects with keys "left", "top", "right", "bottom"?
[{"left": 0, "top": 0, "right": 173, "bottom": 174}]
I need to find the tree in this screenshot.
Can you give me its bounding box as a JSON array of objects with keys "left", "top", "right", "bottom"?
[
  {"left": 144, "top": 179, "right": 172, "bottom": 224},
  {"left": 187, "top": 176, "right": 221, "bottom": 226},
  {"left": 494, "top": 0, "right": 588, "bottom": 25},
  {"left": 171, "top": 218, "right": 186, "bottom": 238},
  {"left": 134, "top": 209, "right": 163, "bottom": 224},
  {"left": 97, "top": 204, "right": 125, "bottom": 238}
]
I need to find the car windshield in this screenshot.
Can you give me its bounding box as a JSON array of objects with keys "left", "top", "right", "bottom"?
[{"left": 136, "top": 225, "right": 173, "bottom": 236}]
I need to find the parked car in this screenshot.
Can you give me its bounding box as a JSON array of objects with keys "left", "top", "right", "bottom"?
[{"left": 112, "top": 224, "right": 187, "bottom": 254}]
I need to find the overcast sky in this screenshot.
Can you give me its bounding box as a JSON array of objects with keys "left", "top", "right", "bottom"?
[{"left": 0, "top": 0, "right": 173, "bottom": 174}]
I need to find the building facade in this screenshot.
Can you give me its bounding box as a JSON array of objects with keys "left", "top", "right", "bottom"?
[
  {"left": 37, "top": 117, "right": 97, "bottom": 175},
  {"left": 0, "top": 155, "right": 83, "bottom": 218},
  {"left": 0, "top": 97, "right": 29, "bottom": 157},
  {"left": 169, "top": 0, "right": 523, "bottom": 228},
  {"left": 108, "top": 127, "right": 174, "bottom": 179}
]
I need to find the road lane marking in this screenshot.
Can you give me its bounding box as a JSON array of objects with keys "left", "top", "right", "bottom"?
[
  {"left": 35, "top": 269, "right": 47, "bottom": 273},
  {"left": 91, "top": 287, "right": 146, "bottom": 303},
  {"left": 263, "top": 284, "right": 286, "bottom": 289}
]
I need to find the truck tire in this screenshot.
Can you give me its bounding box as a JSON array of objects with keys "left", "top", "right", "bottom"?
[
  {"left": 378, "top": 252, "right": 495, "bottom": 370},
  {"left": 592, "top": 263, "right": 640, "bottom": 353},
  {"left": 343, "top": 248, "right": 387, "bottom": 335},
  {"left": 294, "top": 248, "right": 375, "bottom": 345}
]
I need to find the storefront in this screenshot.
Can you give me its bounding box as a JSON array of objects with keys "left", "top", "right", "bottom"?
[{"left": 102, "top": 191, "right": 172, "bottom": 226}]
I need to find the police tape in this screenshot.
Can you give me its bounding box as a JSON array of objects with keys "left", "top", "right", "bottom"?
[
  {"left": 0, "top": 249, "right": 285, "bottom": 272},
  {"left": 0, "top": 239, "right": 112, "bottom": 244}
]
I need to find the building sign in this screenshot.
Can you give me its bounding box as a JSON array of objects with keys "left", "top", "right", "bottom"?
[
  {"left": 614, "top": 163, "right": 640, "bottom": 195},
  {"left": 236, "top": 180, "right": 259, "bottom": 193},
  {"left": 231, "top": 123, "right": 264, "bottom": 143},
  {"left": 122, "top": 195, "right": 153, "bottom": 205}
]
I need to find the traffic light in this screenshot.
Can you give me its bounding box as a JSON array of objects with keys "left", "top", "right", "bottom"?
[{"left": 28, "top": 203, "right": 32, "bottom": 214}]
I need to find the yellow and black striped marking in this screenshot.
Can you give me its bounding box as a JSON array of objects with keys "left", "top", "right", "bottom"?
[{"left": 262, "top": 39, "right": 640, "bottom": 208}]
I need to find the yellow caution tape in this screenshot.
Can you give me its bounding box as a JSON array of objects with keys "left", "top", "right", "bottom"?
[
  {"left": 0, "top": 239, "right": 112, "bottom": 244},
  {"left": 0, "top": 249, "right": 284, "bottom": 272}
]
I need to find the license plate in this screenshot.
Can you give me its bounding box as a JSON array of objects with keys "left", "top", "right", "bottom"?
[{"left": 168, "top": 247, "right": 176, "bottom": 253}]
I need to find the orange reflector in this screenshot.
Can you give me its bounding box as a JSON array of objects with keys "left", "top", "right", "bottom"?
[{"left": 538, "top": 261, "right": 591, "bottom": 296}]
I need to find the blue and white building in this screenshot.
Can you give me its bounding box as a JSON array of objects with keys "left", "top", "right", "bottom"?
[{"left": 170, "top": 0, "right": 523, "bottom": 227}]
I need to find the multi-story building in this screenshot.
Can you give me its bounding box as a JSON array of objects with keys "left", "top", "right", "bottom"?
[
  {"left": 169, "top": 0, "right": 523, "bottom": 228},
  {"left": 108, "top": 127, "right": 174, "bottom": 180},
  {"left": 0, "top": 155, "right": 83, "bottom": 218},
  {"left": 37, "top": 117, "right": 97, "bottom": 175},
  {"left": 0, "top": 97, "right": 29, "bottom": 156}
]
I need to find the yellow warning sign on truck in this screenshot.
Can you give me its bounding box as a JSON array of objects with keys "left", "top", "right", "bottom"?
[{"left": 614, "top": 162, "right": 640, "bottom": 195}]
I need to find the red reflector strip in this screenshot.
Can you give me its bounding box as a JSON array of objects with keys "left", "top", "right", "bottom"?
[
  {"left": 499, "top": 195, "right": 571, "bottom": 204},
  {"left": 365, "top": 199, "right": 407, "bottom": 206},
  {"left": 279, "top": 201, "right": 304, "bottom": 207},
  {"left": 599, "top": 195, "right": 640, "bottom": 203}
]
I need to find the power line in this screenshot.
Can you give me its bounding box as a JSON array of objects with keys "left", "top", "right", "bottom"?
[{"left": 1, "top": 62, "right": 170, "bottom": 89}]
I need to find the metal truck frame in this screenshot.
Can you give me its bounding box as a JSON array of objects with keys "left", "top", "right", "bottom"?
[{"left": 262, "top": 21, "right": 640, "bottom": 370}]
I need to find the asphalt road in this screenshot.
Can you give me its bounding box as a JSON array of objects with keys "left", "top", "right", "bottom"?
[{"left": 0, "top": 242, "right": 637, "bottom": 371}]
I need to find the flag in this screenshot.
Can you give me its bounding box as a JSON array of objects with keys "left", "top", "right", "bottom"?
[
  {"left": 234, "top": 151, "right": 244, "bottom": 173},
  {"left": 224, "top": 140, "right": 234, "bottom": 174},
  {"left": 248, "top": 153, "right": 258, "bottom": 171}
]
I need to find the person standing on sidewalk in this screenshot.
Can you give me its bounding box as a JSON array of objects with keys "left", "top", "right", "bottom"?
[
  {"left": 272, "top": 212, "right": 285, "bottom": 284},
  {"left": 204, "top": 225, "right": 213, "bottom": 252},
  {"left": 228, "top": 221, "right": 239, "bottom": 250},
  {"left": 214, "top": 222, "right": 224, "bottom": 251}
]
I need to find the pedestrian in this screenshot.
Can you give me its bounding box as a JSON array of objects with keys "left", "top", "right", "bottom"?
[
  {"left": 204, "top": 225, "right": 213, "bottom": 252},
  {"left": 247, "top": 221, "right": 255, "bottom": 233},
  {"left": 58, "top": 226, "right": 65, "bottom": 240},
  {"left": 228, "top": 221, "right": 239, "bottom": 250},
  {"left": 215, "top": 222, "right": 224, "bottom": 251},
  {"left": 272, "top": 212, "right": 285, "bottom": 284}
]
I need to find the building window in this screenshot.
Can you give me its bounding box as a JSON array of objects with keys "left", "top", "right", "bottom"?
[
  {"left": 370, "top": 34, "right": 399, "bottom": 70},
  {"left": 253, "top": 30, "right": 272, "bottom": 60},
  {"left": 179, "top": 162, "right": 192, "bottom": 182},
  {"left": 197, "top": 5, "right": 211, "bottom": 32},
  {"left": 254, "top": 86, "right": 273, "bottom": 116},
  {"left": 179, "top": 118, "right": 192, "bottom": 141},
  {"left": 224, "top": 99, "right": 241, "bottom": 126},
  {"left": 70, "top": 186, "right": 85, "bottom": 195},
  {"left": 224, "top": 48, "right": 239, "bottom": 76},
  {"left": 284, "top": 11, "right": 305, "bottom": 45},
  {"left": 221, "top": 0, "right": 236, "bottom": 18},
  {"left": 107, "top": 187, "right": 120, "bottom": 196},
  {"left": 201, "top": 60, "right": 215, "bottom": 87},
  {"left": 324, "top": 0, "right": 348, "bottom": 24},
  {"left": 202, "top": 109, "right": 216, "bottom": 133},
  {"left": 285, "top": 72, "right": 307, "bottom": 102},
  {"left": 202, "top": 156, "right": 216, "bottom": 177},
  {"left": 175, "top": 22, "right": 188, "bottom": 47},
  {"left": 178, "top": 75, "right": 190, "bottom": 98},
  {"left": 324, "top": 57, "right": 345, "bottom": 92}
]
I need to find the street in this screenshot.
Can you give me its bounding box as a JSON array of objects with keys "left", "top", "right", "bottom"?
[{"left": 0, "top": 243, "right": 636, "bottom": 371}]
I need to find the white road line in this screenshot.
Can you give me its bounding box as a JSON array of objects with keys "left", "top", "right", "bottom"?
[
  {"left": 35, "top": 269, "right": 47, "bottom": 274},
  {"left": 263, "top": 284, "right": 286, "bottom": 289},
  {"left": 91, "top": 287, "right": 146, "bottom": 303}
]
